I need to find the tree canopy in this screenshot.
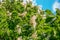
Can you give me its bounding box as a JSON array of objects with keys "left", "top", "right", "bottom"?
[{"left": 0, "top": 0, "right": 60, "bottom": 40}]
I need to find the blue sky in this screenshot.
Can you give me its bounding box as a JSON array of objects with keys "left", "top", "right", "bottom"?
[{"left": 35, "top": 0, "right": 60, "bottom": 12}]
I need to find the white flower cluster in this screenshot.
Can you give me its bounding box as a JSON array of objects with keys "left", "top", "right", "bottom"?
[
  {"left": 30, "top": 15, "right": 37, "bottom": 29},
  {"left": 26, "top": 0, "right": 33, "bottom": 2},
  {"left": 23, "top": 0, "right": 33, "bottom": 4},
  {"left": 19, "top": 11, "right": 27, "bottom": 17},
  {"left": 31, "top": 32, "right": 37, "bottom": 39},
  {"left": 23, "top": 0, "right": 36, "bottom": 7},
  {"left": 16, "top": 25, "right": 21, "bottom": 34},
  {"left": 17, "top": 36, "right": 22, "bottom": 40},
  {"left": 7, "top": 11, "right": 12, "bottom": 19},
  {"left": 41, "top": 14, "right": 46, "bottom": 19}
]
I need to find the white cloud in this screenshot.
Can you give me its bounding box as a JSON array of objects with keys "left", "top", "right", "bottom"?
[{"left": 53, "top": 1, "right": 60, "bottom": 11}]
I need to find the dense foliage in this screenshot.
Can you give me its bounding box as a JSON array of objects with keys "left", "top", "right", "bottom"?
[{"left": 0, "top": 0, "right": 60, "bottom": 40}]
